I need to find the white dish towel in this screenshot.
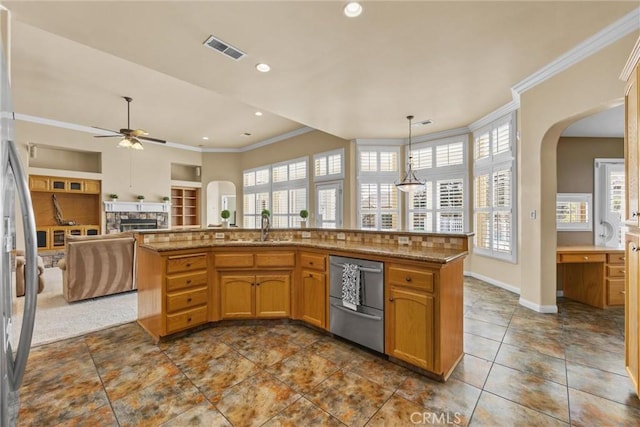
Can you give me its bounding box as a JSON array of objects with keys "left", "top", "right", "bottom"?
[{"left": 341, "top": 263, "right": 360, "bottom": 310}]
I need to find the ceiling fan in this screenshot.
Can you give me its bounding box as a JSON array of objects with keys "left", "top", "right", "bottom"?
[{"left": 93, "top": 96, "right": 166, "bottom": 149}]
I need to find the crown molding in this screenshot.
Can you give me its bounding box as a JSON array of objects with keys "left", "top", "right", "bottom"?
[
  {"left": 412, "top": 126, "right": 470, "bottom": 144},
  {"left": 202, "top": 126, "right": 314, "bottom": 153},
  {"left": 620, "top": 34, "right": 640, "bottom": 82},
  {"left": 354, "top": 138, "right": 404, "bottom": 146},
  {"left": 468, "top": 101, "right": 519, "bottom": 133},
  {"left": 512, "top": 7, "right": 640, "bottom": 102}
]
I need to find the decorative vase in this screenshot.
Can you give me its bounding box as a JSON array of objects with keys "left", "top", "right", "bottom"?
[
  {"left": 300, "top": 220, "right": 307, "bottom": 228},
  {"left": 222, "top": 221, "right": 229, "bottom": 229},
  {"left": 111, "top": 198, "right": 117, "bottom": 202}
]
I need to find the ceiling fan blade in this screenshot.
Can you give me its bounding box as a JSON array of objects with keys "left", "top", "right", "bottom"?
[
  {"left": 94, "top": 135, "right": 121, "bottom": 138},
  {"left": 139, "top": 135, "right": 167, "bottom": 144},
  {"left": 130, "top": 129, "right": 148, "bottom": 137},
  {"left": 91, "top": 125, "right": 119, "bottom": 133}
]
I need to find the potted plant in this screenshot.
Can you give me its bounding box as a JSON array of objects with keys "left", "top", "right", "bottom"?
[
  {"left": 220, "top": 209, "right": 231, "bottom": 228},
  {"left": 108, "top": 193, "right": 118, "bottom": 202},
  {"left": 162, "top": 196, "right": 170, "bottom": 203},
  {"left": 137, "top": 195, "right": 145, "bottom": 203},
  {"left": 261, "top": 209, "right": 271, "bottom": 217},
  {"left": 299, "top": 209, "right": 309, "bottom": 228}
]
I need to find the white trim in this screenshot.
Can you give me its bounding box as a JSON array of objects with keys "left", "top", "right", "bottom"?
[
  {"left": 518, "top": 296, "right": 559, "bottom": 314},
  {"left": 412, "top": 127, "right": 470, "bottom": 144},
  {"left": 354, "top": 138, "right": 404, "bottom": 146},
  {"left": 464, "top": 271, "right": 520, "bottom": 295},
  {"left": 468, "top": 101, "right": 519, "bottom": 133},
  {"left": 235, "top": 127, "right": 314, "bottom": 153},
  {"left": 103, "top": 201, "right": 169, "bottom": 213},
  {"left": 620, "top": 34, "right": 640, "bottom": 81},
  {"left": 512, "top": 7, "right": 640, "bottom": 100}
]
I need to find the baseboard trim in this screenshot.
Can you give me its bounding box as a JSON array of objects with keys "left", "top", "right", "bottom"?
[
  {"left": 519, "top": 297, "right": 558, "bottom": 314},
  {"left": 464, "top": 271, "right": 520, "bottom": 295}
]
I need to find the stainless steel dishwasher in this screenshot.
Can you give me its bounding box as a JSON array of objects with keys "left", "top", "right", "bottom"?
[{"left": 329, "top": 255, "right": 384, "bottom": 353}]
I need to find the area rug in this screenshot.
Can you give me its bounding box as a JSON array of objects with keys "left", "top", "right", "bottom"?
[{"left": 11, "top": 267, "right": 137, "bottom": 347}]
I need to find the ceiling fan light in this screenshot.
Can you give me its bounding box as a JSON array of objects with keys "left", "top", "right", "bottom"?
[
  {"left": 118, "top": 137, "right": 133, "bottom": 148},
  {"left": 130, "top": 139, "right": 144, "bottom": 150}
]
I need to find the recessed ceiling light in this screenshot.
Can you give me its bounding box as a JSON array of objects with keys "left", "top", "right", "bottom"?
[
  {"left": 242, "top": 132, "right": 252, "bottom": 137},
  {"left": 255, "top": 111, "right": 263, "bottom": 116},
  {"left": 344, "top": 2, "right": 363, "bottom": 18},
  {"left": 202, "top": 136, "right": 209, "bottom": 140},
  {"left": 256, "top": 63, "right": 271, "bottom": 73}
]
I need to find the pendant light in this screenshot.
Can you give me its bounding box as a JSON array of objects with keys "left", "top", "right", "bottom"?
[{"left": 395, "top": 115, "right": 425, "bottom": 192}]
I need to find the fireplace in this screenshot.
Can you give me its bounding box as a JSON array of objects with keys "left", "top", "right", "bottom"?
[{"left": 120, "top": 218, "right": 158, "bottom": 232}]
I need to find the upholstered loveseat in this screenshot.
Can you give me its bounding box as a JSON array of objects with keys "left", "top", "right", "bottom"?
[{"left": 57, "top": 232, "right": 136, "bottom": 302}]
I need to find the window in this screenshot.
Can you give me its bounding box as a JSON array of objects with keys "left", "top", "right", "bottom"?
[
  {"left": 243, "top": 157, "right": 308, "bottom": 228},
  {"left": 313, "top": 149, "right": 345, "bottom": 228},
  {"left": 406, "top": 136, "right": 468, "bottom": 232},
  {"left": 357, "top": 146, "right": 400, "bottom": 230},
  {"left": 556, "top": 193, "right": 592, "bottom": 231},
  {"left": 314, "top": 149, "right": 345, "bottom": 181},
  {"left": 473, "top": 113, "right": 517, "bottom": 261}
]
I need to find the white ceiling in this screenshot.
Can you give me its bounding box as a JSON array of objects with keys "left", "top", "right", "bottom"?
[{"left": 3, "top": 1, "right": 637, "bottom": 150}]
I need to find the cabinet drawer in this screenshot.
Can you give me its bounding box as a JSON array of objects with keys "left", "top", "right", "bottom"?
[
  {"left": 166, "top": 271, "right": 208, "bottom": 292},
  {"left": 558, "top": 253, "right": 605, "bottom": 263},
  {"left": 300, "top": 253, "right": 326, "bottom": 271},
  {"left": 606, "top": 265, "right": 625, "bottom": 278},
  {"left": 607, "top": 253, "right": 626, "bottom": 265},
  {"left": 215, "top": 253, "right": 254, "bottom": 268},
  {"left": 166, "top": 253, "right": 208, "bottom": 274},
  {"left": 256, "top": 252, "right": 296, "bottom": 268},
  {"left": 607, "top": 279, "right": 625, "bottom": 306},
  {"left": 166, "top": 306, "right": 208, "bottom": 334},
  {"left": 167, "top": 287, "right": 208, "bottom": 313},
  {"left": 387, "top": 264, "right": 434, "bottom": 292}
]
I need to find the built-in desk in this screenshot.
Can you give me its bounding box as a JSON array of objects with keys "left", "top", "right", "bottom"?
[{"left": 557, "top": 246, "right": 625, "bottom": 308}]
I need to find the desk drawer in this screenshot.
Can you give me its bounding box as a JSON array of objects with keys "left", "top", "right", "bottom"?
[
  {"left": 167, "top": 287, "right": 208, "bottom": 313},
  {"left": 606, "top": 265, "right": 625, "bottom": 278},
  {"left": 300, "top": 253, "right": 326, "bottom": 271},
  {"left": 607, "top": 253, "right": 626, "bottom": 265},
  {"left": 558, "top": 253, "right": 605, "bottom": 263},
  {"left": 166, "top": 253, "right": 208, "bottom": 274},
  {"left": 387, "top": 264, "right": 434, "bottom": 292},
  {"left": 607, "top": 279, "right": 625, "bottom": 306},
  {"left": 166, "top": 271, "right": 208, "bottom": 292},
  {"left": 166, "top": 306, "right": 208, "bottom": 334}
]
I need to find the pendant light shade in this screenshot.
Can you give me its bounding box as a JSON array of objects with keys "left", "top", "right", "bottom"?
[{"left": 395, "top": 115, "right": 425, "bottom": 193}]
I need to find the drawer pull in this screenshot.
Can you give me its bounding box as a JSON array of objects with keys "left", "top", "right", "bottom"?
[
  {"left": 186, "top": 280, "right": 192, "bottom": 284},
  {"left": 308, "top": 274, "right": 313, "bottom": 278},
  {"left": 187, "top": 298, "right": 192, "bottom": 303},
  {"left": 256, "top": 282, "right": 261, "bottom": 286},
  {"left": 621, "top": 291, "right": 626, "bottom": 295},
  {"left": 309, "top": 261, "right": 314, "bottom": 265},
  {"left": 583, "top": 256, "right": 589, "bottom": 260},
  {"left": 405, "top": 276, "right": 412, "bottom": 282},
  {"left": 389, "top": 297, "right": 394, "bottom": 302},
  {"left": 187, "top": 317, "right": 192, "bottom": 323},
  {"left": 186, "top": 263, "right": 191, "bottom": 267}
]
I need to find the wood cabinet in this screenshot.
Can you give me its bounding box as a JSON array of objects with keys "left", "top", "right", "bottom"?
[
  {"left": 623, "top": 38, "right": 640, "bottom": 397},
  {"left": 30, "top": 174, "right": 101, "bottom": 250},
  {"left": 297, "top": 251, "right": 327, "bottom": 329},
  {"left": 137, "top": 248, "right": 211, "bottom": 341},
  {"left": 171, "top": 186, "right": 200, "bottom": 227},
  {"left": 216, "top": 251, "right": 294, "bottom": 320},
  {"left": 385, "top": 259, "right": 463, "bottom": 380},
  {"left": 556, "top": 247, "right": 625, "bottom": 308}
]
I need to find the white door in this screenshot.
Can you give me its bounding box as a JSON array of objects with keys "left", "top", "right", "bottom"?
[
  {"left": 315, "top": 182, "right": 342, "bottom": 228},
  {"left": 595, "top": 159, "right": 625, "bottom": 248}
]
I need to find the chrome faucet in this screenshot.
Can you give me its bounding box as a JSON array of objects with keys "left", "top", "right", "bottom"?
[{"left": 260, "top": 212, "right": 270, "bottom": 242}]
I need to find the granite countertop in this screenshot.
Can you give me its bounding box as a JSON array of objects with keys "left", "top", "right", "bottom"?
[
  {"left": 557, "top": 245, "right": 624, "bottom": 253},
  {"left": 139, "top": 238, "right": 467, "bottom": 264}
]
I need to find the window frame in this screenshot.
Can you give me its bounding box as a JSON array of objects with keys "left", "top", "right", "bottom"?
[
  {"left": 556, "top": 193, "right": 593, "bottom": 231},
  {"left": 313, "top": 148, "right": 345, "bottom": 182},
  {"left": 472, "top": 112, "right": 517, "bottom": 262}
]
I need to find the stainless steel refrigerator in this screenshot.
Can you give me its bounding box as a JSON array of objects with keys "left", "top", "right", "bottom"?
[{"left": 0, "top": 26, "right": 38, "bottom": 427}]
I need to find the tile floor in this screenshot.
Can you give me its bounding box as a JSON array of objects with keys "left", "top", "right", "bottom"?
[{"left": 17, "top": 277, "right": 640, "bottom": 426}]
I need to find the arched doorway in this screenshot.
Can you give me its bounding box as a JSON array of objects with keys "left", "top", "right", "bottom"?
[{"left": 206, "top": 181, "right": 237, "bottom": 226}]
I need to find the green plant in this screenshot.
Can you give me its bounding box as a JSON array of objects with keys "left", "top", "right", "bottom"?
[
  {"left": 162, "top": 196, "right": 170, "bottom": 202},
  {"left": 220, "top": 209, "right": 231, "bottom": 220},
  {"left": 137, "top": 195, "right": 145, "bottom": 200},
  {"left": 299, "top": 209, "right": 309, "bottom": 219},
  {"left": 261, "top": 209, "right": 271, "bottom": 217},
  {"left": 108, "top": 193, "right": 118, "bottom": 199}
]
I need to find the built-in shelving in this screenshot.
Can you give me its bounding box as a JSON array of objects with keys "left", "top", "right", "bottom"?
[{"left": 171, "top": 186, "right": 200, "bottom": 227}]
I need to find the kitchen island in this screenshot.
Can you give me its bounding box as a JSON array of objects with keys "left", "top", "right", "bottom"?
[{"left": 135, "top": 228, "right": 471, "bottom": 381}]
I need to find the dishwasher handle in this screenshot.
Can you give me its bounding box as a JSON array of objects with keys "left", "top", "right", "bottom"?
[
  {"left": 330, "top": 261, "right": 382, "bottom": 274},
  {"left": 330, "top": 303, "right": 383, "bottom": 321}
]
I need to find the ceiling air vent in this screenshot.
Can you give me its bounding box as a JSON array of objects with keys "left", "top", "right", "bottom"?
[{"left": 203, "top": 35, "right": 246, "bottom": 61}]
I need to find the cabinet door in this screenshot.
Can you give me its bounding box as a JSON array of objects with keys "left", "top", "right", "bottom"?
[
  {"left": 626, "top": 233, "right": 640, "bottom": 395},
  {"left": 300, "top": 269, "right": 326, "bottom": 328},
  {"left": 83, "top": 180, "right": 101, "bottom": 194},
  {"left": 220, "top": 275, "right": 254, "bottom": 319},
  {"left": 386, "top": 286, "right": 434, "bottom": 371},
  {"left": 255, "top": 274, "right": 290, "bottom": 318},
  {"left": 29, "top": 175, "right": 50, "bottom": 192}
]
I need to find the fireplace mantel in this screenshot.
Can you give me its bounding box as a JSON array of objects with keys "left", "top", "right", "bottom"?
[{"left": 103, "top": 201, "right": 169, "bottom": 213}]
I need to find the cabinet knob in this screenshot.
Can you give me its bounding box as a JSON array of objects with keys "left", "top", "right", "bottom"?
[
  {"left": 405, "top": 276, "right": 412, "bottom": 282},
  {"left": 187, "top": 317, "right": 192, "bottom": 323},
  {"left": 186, "top": 280, "right": 192, "bottom": 285},
  {"left": 389, "top": 297, "right": 394, "bottom": 302},
  {"left": 308, "top": 274, "right": 313, "bottom": 278},
  {"left": 186, "top": 263, "right": 191, "bottom": 267},
  {"left": 633, "top": 245, "right": 639, "bottom": 253},
  {"left": 309, "top": 261, "right": 314, "bottom": 265},
  {"left": 187, "top": 298, "right": 192, "bottom": 303},
  {"left": 621, "top": 290, "right": 626, "bottom": 295},
  {"left": 583, "top": 256, "right": 589, "bottom": 260}
]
